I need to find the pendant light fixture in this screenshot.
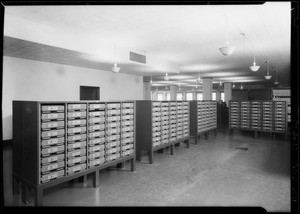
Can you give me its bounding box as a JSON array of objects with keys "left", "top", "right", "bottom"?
[
  {"left": 196, "top": 72, "right": 202, "bottom": 84},
  {"left": 273, "top": 68, "right": 279, "bottom": 85},
  {"left": 264, "top": 60, "right": 272, "bottom": 80},
  {"left": 250, "top": 45, "right": 260, "bottom": 72},
  {"left": 240, "top": 82, "right": 243, "bottom": 90},
  {"left": 112, "top": 43, "right": 121, "bottom": 73},
  {"left": 150, "top": 76, "right": 153, "bottom": 85},
  {"left": 219, "top": 81, "right": 222, "bottom": 86},
  {"left": 164, "top": 73, "right": 170, "bottom": 81},
  {"left": 232, "top": 83, "right": 235, "bottom": 88},
  {"left": 178, "top": 84, "right": 181, "bottom": 91},
  {"left": 219, "top": 15, "right": 235, "bottom": 56}
]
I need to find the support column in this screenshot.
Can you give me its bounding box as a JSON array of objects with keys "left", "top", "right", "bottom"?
[
  {"left": 203, "top": 78, "right": 213, "bottom": 100},
  {"left": 192, "top": 91, "right": 197, "bottom": 100},
  {"left": 143, "top": 82, "right": 151, "bottom": 100},
  {"left": 224, "top": 82, "right": 232, "bottom": 107},
  {"left": 216, "top": 91, "right": 221, "bottom": 103},
  {"left": 170, "top": 85, "right": 176, "bottom": 100}
]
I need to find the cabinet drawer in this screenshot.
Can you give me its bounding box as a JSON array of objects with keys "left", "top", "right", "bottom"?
[
  {"left": 41, "top": 145, "right": 64, "bottom": 156},
  {"left": 122, "top": 132, "right": 134, "bottom": 138},
  {"left": 88, "top": 111, "right": 105, "bottom": 117},
  {"left": 107, "top": 103, "right": 121, "bottom": 109},
  {"left": 161, "top": 102, "right": 169, "bottom": 107},
  {"left": 162, "top": 139, "right": 169, "bottom": 144},
  {"left": 107, "top": 116, "right": 121, "bottom": 122},
  {"left": 42, "top": 113, "right": 64, "bottom": 121},
  {"left": 122, "top": 149, "right": 134, "bottom": 157},
  {"left": 68, "top": 134, "right": 86, "bottom": 142},
  {"left": 42, "top": 105, "right": 65, "bottom": 112},
  {"left": 122, "top": 109, "right": 134, "bottom": 114},
  {"left": 41, "top": 129, "right": 65, "bottom": 139},
  {"left": 41, "top": 170, "right": 64, "bottom": 183},
  {"left": 122, "top": 115, "right": 134, "bottom": 120},
  {"left": 89, "top": 124, "right": 105, "bottom": 132},
  {"left": 122, "top": 126, "right": 134, "bottom": 132},
  {"left": 152, "top": 117, "right": 161, "bottom": 122},
  {"left": 106, "top": 128, "right": 121, "bottom": 135},
  {"left": 106, "top": 122, "right": 121, "bottom": 128},
  {"left": 106, "top": 147, "right": 121, "bottom": 155},
  {"left": 68, "top": 104, "right": 86, "bottom": 110},
  {"left": 152, "top": 136, "right": 161, "bottom": 142},
  {"left": 67, "top": 163, "right": 86, "bottom": 175},
  {"left": 67, "top": 148, "right": 86, "bottom": 158},
  {"left": 67, "top": 156, "right": 86, "bottom": 166},
  {"left": 121, "top": 144, "right": 134, "bottom": 151},
  {"left": 89, "top": 103, "right": 105, "bottom": 110},
  {"left": 68, "top": 111, "right": 86, "bottom": 118},
  {"left": 89, "top": 117, "right": 105, "bottom": 124},
  {"left": 89, "top": 138, "right": 105, "bottom": 145},
  {"left": 122, "top": 137, "right": 134, "bottom": 145},
  {"left": 67, "top": 119, "right": 86, "bottom": 127},
  {"left": 89, "top": 158, "right": 105, "bottom": 168},
  {"left": 41, "top": 154, "right": 65, "bottom": 165},
  {"left": 41, "top": 137, "right": 64, "bottom": 147},
  {"left": 88, "top": 144, "right": 105, "bottom": 153},
  {"left": 152, "top": 112, "right": 161, "bottom": 117},
  {"left": 68, "top": 141, "right": 86, "bottom": 150},
  {"left": 107, "top": 109, "right": 121, "bottom": 116},
  {"left": 89, "top": 151, "right": 105, "bottom": 160},
  {"left": 68, "top": 127, "right": 86, "bottom": 134},
  {"left": 106, "top": 141, "right": 121, "bottom": 149},
  {"left": 152, "top": 122, "right": 161, "bottom": 127},
  {"left": 122, "top": 102, "right": 134, "bottom": 108},
  {"left": 106, "top": 153, "right": 121, "bottom": 162},
  {"left": 122, "top": 121, "right": 134, "bottom": 127},
  {"left": 106, "top": 135, "right": 120, "bottom": 142},
  {"left": 42, "top": 121, "right": 65, "bottom": 130},
  {"left": 152, "top": 102, "right": 161, "bottom": 107}
]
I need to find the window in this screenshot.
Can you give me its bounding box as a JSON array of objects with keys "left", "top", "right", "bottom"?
[
  {"left": 221, "top": 92, "right": 225, "bottom": 102},
  {"left": 80, "top": 86, "right": 100, "bottom": 100},
  {"left": 166, "top": 92, "right": 170, "bottom": 101},
  {"left": 186, "top": 92, "right": 193, "bottom": 101},
  {"left": 212, "top": 92, "right": 216, "bottom": 100},
  {"left": 176, "top": 93, "right": 183, "bottom": 101},
  {"left": 197, "top": 93, "right": 203, "bottom": 100},
  {"left": 157, "top": 93, "right": 163, "bottom": 101}
]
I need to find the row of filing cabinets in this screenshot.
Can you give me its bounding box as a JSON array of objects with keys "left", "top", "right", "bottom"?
[
  {"left": 151, "top": 101, "right": 189, "bottom": 148},
  {"left": 229, "top": 100, "right": 287, "bottom": 132},
  {"left": 13, "top": 101, "right": 135, "bottom": 185}
]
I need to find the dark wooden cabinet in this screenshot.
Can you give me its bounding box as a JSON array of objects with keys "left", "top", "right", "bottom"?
[
  {"left": 189, "top": 100, "right": 217, "bottom": 144},
  {"left": 12, "top": 100, "right": 136, "bottom": 206},
  {"left": 135, "top": 100, "right": 190, "bottom": 164},
  {"left": 229, "top": 100, "right": 288, "bottom": 137}
]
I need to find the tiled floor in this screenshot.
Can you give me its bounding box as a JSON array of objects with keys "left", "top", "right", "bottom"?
[{"left": 3, "top": 128, "right": 290, "bottom": 211}]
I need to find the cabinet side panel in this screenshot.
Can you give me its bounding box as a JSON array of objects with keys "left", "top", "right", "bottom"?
[
  {"left": 136, "top": 101, "right": 152, "bottom": 151},
  {"left": 23, "top": 102, "right": 39, "bottom": 185},
  {"left": 189, "top": 101, "right": 197, "bottom": 137},
  {"left": 12, "top": 101, "right": 24, "bottom": 177}
]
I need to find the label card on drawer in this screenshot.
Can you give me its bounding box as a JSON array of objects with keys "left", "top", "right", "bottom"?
[
  {"left": 89, "top": 103, "right": 106, "bottom": 110},
  {"left": 107, "top": 122, "right": 120, "bottom": 128},
  {"left": 68, "top": 111, "right": 86, "bottom": 118},
  {"left": 42, "top": 113, "right": 64, "bottom": 120},
  {"left": 42, "top": 105, "right": 65, "bottom": 112},
  {"left": 68, "top": 120, "right": 86, "bottom": 126},
  {"left": 107, "top": 116, "right": 121, "bottom": 122},
  {"left": 42, "top": 121, "right": 65, "bottom": 129},
  {"left": 122, "top": 109, "right": 134, "bottom": 114},
  {"left": 122, "top": 115, "right": 134, "bottom": 120},
  {"left": 42, "top": 137, "right": 64, "bottom": 147},
  {"left": 123, "top": 121, "right": 134, "bottom": 126},
  {"left": 122, "top": 103, "right": 134, "bottom": 108},
  {"left": 107, "top": 110, "right": 121, "bottom": 115},
  {"left": 68, "top": 127, "right": 86, "bottom": 134},
  {"left": 42, "top": 129, "right": 65, "bottom": 139},
  {"left": 68, "top": 104, "right": 87, "bottom": 110},
  {"left": 68, "top": 134, "right": 86, "bottom": 142}
]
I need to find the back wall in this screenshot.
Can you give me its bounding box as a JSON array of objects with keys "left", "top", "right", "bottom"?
[{"left": 2, "top": 56, "right": 143, "bottom": 140}]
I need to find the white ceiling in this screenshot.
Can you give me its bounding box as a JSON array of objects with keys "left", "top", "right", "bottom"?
[{"left": 3, "top": 2, "right": 291, "bottom": 88}]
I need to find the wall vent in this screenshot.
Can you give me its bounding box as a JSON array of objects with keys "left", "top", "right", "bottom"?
[{"left": 130, "top": 52, "right": 146, "bottom": 64}]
